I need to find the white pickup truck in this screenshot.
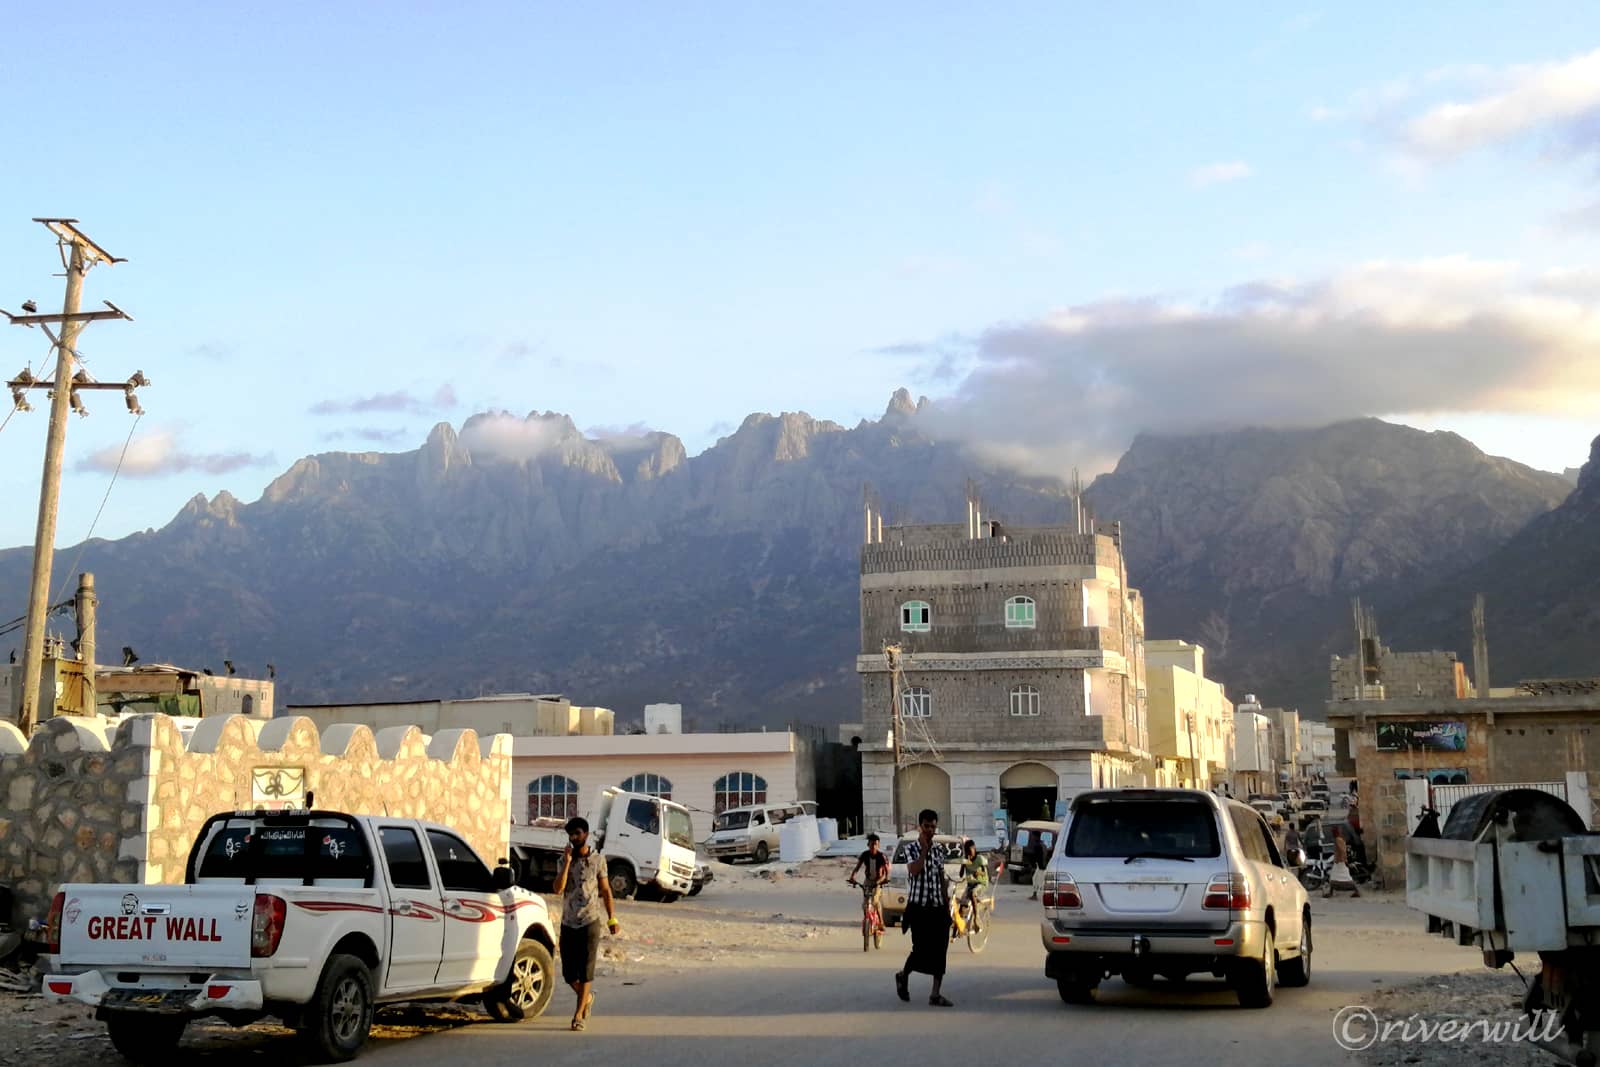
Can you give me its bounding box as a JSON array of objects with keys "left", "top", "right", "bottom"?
[
  {"left": 510, "top": 786, "right": 697, "bottom": 902},
  {"left": 43, "top": 809, "right": 558, "bottom": 1063}
]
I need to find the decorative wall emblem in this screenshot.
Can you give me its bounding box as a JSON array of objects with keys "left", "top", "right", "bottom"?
[{"left": 251, "top": 766, "right": 307, "bottom": 810}]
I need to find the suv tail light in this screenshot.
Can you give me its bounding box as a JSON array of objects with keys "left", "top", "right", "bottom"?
[
  {"left": 1041, "top": 870, "right": 1082, "bottom": 910},
  {"left": 251, "top": 894, "right": 287, "bottom": 958},
  {"left": 45, "top": 892, "right": 65, "bottom": 953},
  {"left": 1202, "top": 873, "right": 1250, "bottom": 910}
]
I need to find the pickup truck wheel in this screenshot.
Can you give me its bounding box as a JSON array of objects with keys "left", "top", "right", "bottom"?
[
  {"left": 485, "top": 939, "right": 555, "bottom": 1022},
  {"left": 1233, "top": 929, "right": 1277, "bottom": 1008},
  {"left": 687, "top": 882, "right": 703, "bottom": 897},
  {"left": 105, "top": 1012, "right": 186, "bottom": 1061},
  {"left": 753, "top": 842, "right": 770, "bottom": 864},
  {"left": 299, "top": 953, "right": 375, "bottom": 1062},
  {"left": 608, "top": 861, "right": 637, "bottom": 899}
]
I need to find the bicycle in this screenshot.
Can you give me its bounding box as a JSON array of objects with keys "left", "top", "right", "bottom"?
[
  {"left": 949, "top": 875, "right": 995, "bottom": 954},
  {"left": 847, "top": 879, "right": 885, "bottom": 951}
]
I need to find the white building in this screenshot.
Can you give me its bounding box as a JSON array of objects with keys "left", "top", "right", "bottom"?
[
  {"left": 1298, "top": 721, "right": 1337, "bottom": 777},
  {"left": 1231, "top": 695, "right": 1274, "bottom": 793},
  {"left": 512, "top": 731, "right": 816, "bottom": 838}
]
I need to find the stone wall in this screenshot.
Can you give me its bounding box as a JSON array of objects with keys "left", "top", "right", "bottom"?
[{"left": 0, "top": 713, "right": 511, "bottom": 926}]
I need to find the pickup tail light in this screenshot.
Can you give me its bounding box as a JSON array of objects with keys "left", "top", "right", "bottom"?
[
  {"left": 1202, "top": 873, "right": 1250, "bottom": 911},
  {"left": 45, "top": 892, "right": 65, "bottom": 953},
  {"left": 1040, "top": 870, "right": 1082, "bottom": 910},
  {"left": 251, "top": 894, "right": 287, "bottom": 958}
]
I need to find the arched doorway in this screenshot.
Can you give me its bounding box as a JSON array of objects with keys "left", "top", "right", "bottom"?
[
  {"left": 1000, "top": 762, "right": 1059, "bottom": 825},
  {"left": 897, "top": 763, "right": 951, "bottom": 832}
]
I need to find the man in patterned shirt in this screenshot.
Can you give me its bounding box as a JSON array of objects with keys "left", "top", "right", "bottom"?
[{"left": 894, "top": 808, "right": 955, "bottom": 1007}]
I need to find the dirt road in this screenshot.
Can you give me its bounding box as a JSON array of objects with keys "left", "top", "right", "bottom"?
[{"left": 0, "top": 866, "right": 1535, "bottom": 1066}]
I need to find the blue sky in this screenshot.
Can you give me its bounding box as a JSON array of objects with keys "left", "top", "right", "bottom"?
[{"left": 2, "top": 3, "right": 1598, "bottom": 548}]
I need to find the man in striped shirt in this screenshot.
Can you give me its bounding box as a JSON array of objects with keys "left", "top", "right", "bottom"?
[{"left": 894, "top": 808, "right": 955, "bottom": 1007}]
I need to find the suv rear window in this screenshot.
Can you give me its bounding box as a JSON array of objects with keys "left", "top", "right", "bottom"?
[{"left": 1064, "top": 799, "right": 1222, "bottom": 859}]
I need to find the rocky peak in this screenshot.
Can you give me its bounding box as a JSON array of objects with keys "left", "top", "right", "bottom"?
[
  {"left": 1577, "top": 435, "right": 1600, "bottom": 495},
  {"left": 884, "top": 387, "right": 918, "bottom": 419}
]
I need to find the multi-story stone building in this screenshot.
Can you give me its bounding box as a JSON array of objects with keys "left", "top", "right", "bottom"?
[
  {"left": 857, "top": 516, "right": 1150, "bottom": 837},
  {"left": 1145, "top": 639, "right": 1233, "bottom": 789}
]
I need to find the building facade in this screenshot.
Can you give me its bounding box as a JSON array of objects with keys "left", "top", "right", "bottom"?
[
  {"left": 511, "top": 731, "right": 815, "bottom": 838},
  {"left": 287, "top": 693, "right": 613, "bottom": 737},
  {"left": 1326, "top": 682, "right": 1600, "bottom": 885},
  {"left": 857, "top": 517, "right": 1150, "bottom": 837},
  {"left": 1145, "top": 639, "right": 1233, "bottom": 789},
  {"left": 1297, "top": 721, "right": 1336, "bottom": 778}
]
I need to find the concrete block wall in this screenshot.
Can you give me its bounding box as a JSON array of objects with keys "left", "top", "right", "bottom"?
[{"left": 0, "top": 713, "right": 511, "bottom": 926}]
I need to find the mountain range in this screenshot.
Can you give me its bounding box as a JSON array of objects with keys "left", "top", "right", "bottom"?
[{"left": 0, "top": 392, "right": 1589, "bottom": 726}]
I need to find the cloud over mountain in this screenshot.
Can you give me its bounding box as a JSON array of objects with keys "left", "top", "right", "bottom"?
[{"left": 909, "top": 257, "right": 1600, "bottom": 475}]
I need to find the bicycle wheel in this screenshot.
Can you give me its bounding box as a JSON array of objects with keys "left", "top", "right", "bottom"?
[{"left": 967, "top": 905, "right": 991, "bottom": 953}]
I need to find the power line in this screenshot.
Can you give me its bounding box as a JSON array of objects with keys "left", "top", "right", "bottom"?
[{"left": 50, "top": 411, "right": 143, "bottom": 606}]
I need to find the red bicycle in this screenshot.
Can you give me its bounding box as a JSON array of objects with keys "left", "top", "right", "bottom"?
[{"left": 847, "top": 879, "right": 886, "bottom": 951}]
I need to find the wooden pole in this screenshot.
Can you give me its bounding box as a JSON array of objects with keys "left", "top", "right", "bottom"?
[{"left": 18, "top": 242, "right": 86, "bottom": 733}]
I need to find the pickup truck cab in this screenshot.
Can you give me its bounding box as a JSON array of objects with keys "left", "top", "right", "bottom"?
[{"left": 44, "top": 810, "right": 557, "bottom": 1063}]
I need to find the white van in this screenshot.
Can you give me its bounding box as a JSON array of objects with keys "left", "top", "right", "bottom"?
[{"left": 704, "top": 802, "right": 808, "bottom": 864}]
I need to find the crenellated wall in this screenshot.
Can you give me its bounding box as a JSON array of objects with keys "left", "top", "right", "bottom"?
[{"left": 0, "top": 713, "right": 512, "bottom": 926}]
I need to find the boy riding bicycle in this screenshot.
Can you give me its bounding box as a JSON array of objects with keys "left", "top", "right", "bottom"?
[
  {"left": 848, "top": 833, "right": 890, "bottom": 932},
  {"left": 955, "top": 839, "right": 988, "bottom": 931}
]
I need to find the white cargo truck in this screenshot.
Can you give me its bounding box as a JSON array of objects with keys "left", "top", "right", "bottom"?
[{"left": 510, "top": 786, "right": 696, "bottom": 902}]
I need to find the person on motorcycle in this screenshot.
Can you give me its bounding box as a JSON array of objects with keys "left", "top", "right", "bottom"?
[{"left": 848, "top": 833, "right": 890, "bottom": 928}]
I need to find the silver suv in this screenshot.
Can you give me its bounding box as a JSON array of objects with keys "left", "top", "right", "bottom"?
[{"left": 1039, "top": 788, "right": 1311, "bottom": 1008}]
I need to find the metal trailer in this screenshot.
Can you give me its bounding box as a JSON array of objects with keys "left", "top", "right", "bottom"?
[{"left": 1408, "top": 789, "right": 1600, "bottom": 1065}]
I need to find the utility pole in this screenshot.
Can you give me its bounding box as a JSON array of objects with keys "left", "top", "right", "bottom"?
[
  {"left": 3, "top": 219, "right": 141, "bottom": 734},
  {"left": 886, "top": 643, "right": 903, "bottom": 834},
  {"left": 74, "top": 572, "right": 97, "bottom": 714}
]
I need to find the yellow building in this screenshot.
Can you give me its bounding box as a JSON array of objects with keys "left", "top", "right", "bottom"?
[{"left": 1145, "top": 639, "right": 1234, "bottom": 788}]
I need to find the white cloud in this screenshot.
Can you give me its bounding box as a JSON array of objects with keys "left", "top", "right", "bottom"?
[
  {"left": 909, "top": 257, "right": 1600, "bottom": 476},
  {"left": 1403, "top": 48, "right": 1600, "bottom": 159},
  {"left": 76, "top": 430, "right": 274, "bottom": 479},
  {"left": 1189, "top": 161, "right": 1254, "bottom": 187},
  {"left": 458, "top": 412, "right": 574, "bottom": 462}
]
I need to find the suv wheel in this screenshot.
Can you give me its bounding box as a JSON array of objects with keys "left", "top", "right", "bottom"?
[
  {"left": 1233, "top": 928, "right": 1277, "bottom": 1008},
  {"left": 1279, "top": 913, "right": 1312, "bottom": 987},
  {"left": 1056, "top": 973, "right": 1099, "bottom": 1005}
]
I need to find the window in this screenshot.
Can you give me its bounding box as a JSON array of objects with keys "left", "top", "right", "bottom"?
[
  {"left": 1228, "top": 808, "right": 1274, "bottom": 866},
  {"left": 1010, "top": 684, "right": 1041, "bottom": 717},
  {"left": 380, "top": 827, "right": 432, "bottom": 890},
  {"left": 713, "top": 771, "right": 768, "bottom": 813},
  {"left": 900, "top": 686, "right": 932, "bottom": 719},
  {"left": 241, "top": 694, "right": 255, "bottom": 716},
  {"left": 666, "top": 807, "right": 693, "bottom": 850},
  {"left": 625, "top": 797, "right": 661, "bottom": 834},
  {"left": 1005, "top": 596, "right": 1036, "bottom": 629},
  {"left": 427, "top": 829, "right": 494, "bottom": 893},
  {"left": 193, "top": 816, "right": 373, "bottom": 884},
  {"left": 900, "top": 600, "right": 931, "bottom": 633},
  {"left": 620, "top": 773, "right": 673, "bottom": 799},
  {"left": 527, "top": 774, "right": 579, "bottom": 821},
  {"left": 1064, "top": 798, "right": 1221, "bottom": 859}
]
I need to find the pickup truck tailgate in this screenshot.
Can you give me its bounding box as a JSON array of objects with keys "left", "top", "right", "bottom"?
[{"left": 58, "top": 885, "right": 254, "bottom": 970}]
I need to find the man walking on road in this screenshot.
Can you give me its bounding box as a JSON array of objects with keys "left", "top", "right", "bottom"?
[
  {"left": 895, "top": 809, "right": 955, "bottom": 1007},
  {"left": 553, "top": 816, "right": 620, "bottom": 1031}
]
